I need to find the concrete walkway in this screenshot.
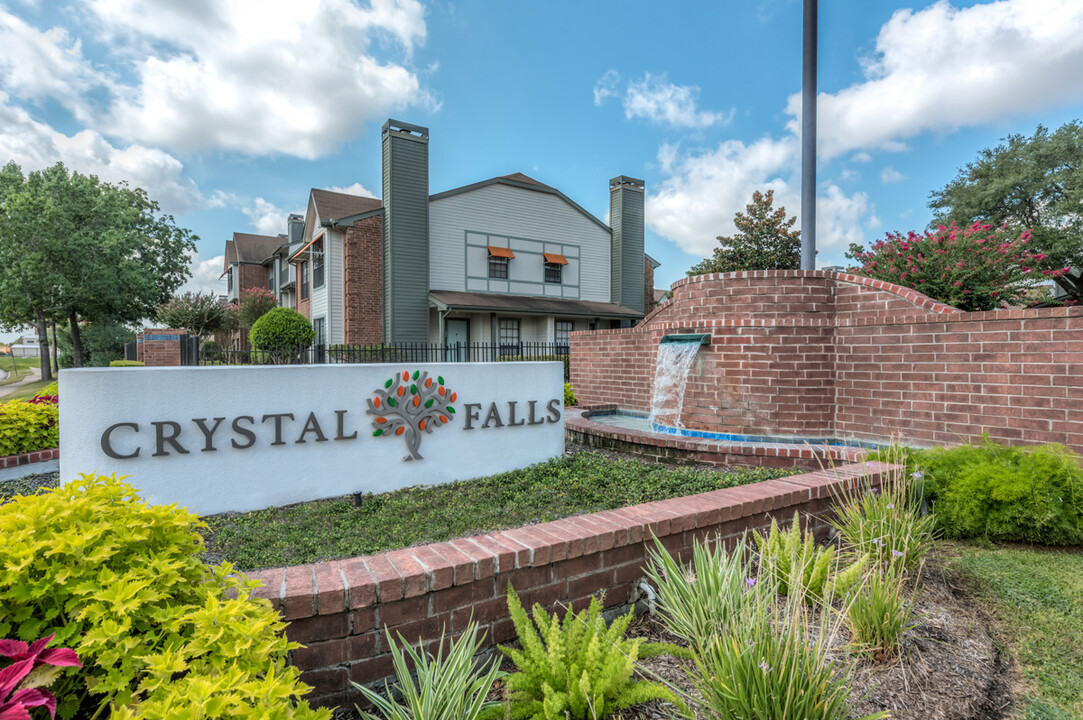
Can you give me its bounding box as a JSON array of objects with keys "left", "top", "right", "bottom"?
[{"left": 0, "top": 366, "right": 42, "bottom": 399}]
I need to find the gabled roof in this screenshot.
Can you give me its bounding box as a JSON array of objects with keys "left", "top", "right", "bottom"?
[
  {"left": 231, "top": 233, "right": 283, "bottom": 264},
  {"left": 310, "top": 188, "right": 382, "bottom": 223},
  {"left": 429, "top": 173, "right": 610, "bottom": 233}
]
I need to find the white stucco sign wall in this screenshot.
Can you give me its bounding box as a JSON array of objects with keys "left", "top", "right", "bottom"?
[{"left": 59, "top": 362, "right": 564, "bottom": 515}]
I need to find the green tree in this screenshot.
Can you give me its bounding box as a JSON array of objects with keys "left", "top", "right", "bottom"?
[
  {"left": 929, "top": 121, "right": 1083, "bottom": 301},
  {"left": 0, "top": 162, "right": 196, "bottom": 369},
  {"left": 687, "top": 189, "right": 801, "bottom": 276},
  {"left": 158, "top": 291, "right": 229, "bottom": 339},
  {"left": 236, "top": 287, "right": 278, "bottom": 328}
]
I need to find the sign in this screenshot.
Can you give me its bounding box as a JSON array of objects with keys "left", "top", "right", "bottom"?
[{"left": 59, "top": 362, "right": 564, "bottom": 515}]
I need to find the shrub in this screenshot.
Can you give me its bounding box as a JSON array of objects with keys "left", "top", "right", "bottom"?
[
  {"left": 109, "top": 360, "right": 144, "bottom": 367},
  {"left": 487, "top": 586, "right": 688, "bottom": 720},
  {"left": 0, "top": 474, "right": 329, "bottom": 720},
  {"left": 157, "top": 291, "right": 230, "bottom": 338},
  {"left": 829, "top": 463, "right": 936, "bottom": 573},
  {"left": 563, "top": 383, "right": 577, "bottom": 406},
  {"left": 644, "top": 534, "right": 750, "bottom": 646},
  {"left": 249, "top": 307, "right": 315, "bottom": 358},
  {"left": 688, "top": 570, "right": 884, "bottom": 720},
  {"left": 842, "top": 565, "right": 920, "bottom": 661},
  {"left": 0, "top": 399, "right": 58, "bottom": 455},
  {"left": 845, "top": 222, "right": 1046, "bottom": 311},
  {"left": 35, "top": 382, "right": 58, "bottom": 399},
  {"left": 238, "top": 287, "right": 279, "bottom": 328},
  {"left": 354, "top": 622, "right": 504, "bottom": 720},
  {"left": 917, "top": 439, "right": 1083, "bottom": 545}
]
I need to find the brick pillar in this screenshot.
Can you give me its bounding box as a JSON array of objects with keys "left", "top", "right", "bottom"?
[{"left": 141, "top": 328, "right": 188, "bottom": 367}]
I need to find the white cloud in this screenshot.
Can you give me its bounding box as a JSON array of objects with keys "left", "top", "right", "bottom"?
[
  {"left": 86, "top": 0, "right": 432, "bottom": 158},
  {"left": 595, "top": 71, "right": 731, "bottom": 129},
  {"left": 648, "top": 0, "right": 1083, "bottom": 266},
  {"left": 177, "top": 251, "right": 227, "bottom": 297},
  {"left": 785, "top": 0, "right": 1083, "bottom": 159},
  {"left": 880, "top": 166, "right": 904, "bottom": 184},
  {"left": 325, "top": 182, "right": 377, "bottom": 198},
  {"left": 242, "top": 197, "right": 293, "bottom": 236},
  {"left": 593, "top": 69, "right": 620, "bottom": 106},
  {"left": 0, "top": 92, "right": 203, "bottom": 213},
  {"left": 839, "top": 168, "right": 859, "bottom": 181},
  {"left": 0, "top": 8, "right": 100, "bottom": 115}
]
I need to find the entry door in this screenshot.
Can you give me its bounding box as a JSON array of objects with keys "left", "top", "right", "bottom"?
[{"left": 445, "top": 319, "right": 469, "bottom": 361}]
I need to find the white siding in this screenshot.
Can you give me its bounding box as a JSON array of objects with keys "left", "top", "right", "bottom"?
[
  {"left": 328, "top": 229, "right": 345, "bottom": 345},
  {"left": 429, "top": 183, "right": 611, "bottom": 302}
]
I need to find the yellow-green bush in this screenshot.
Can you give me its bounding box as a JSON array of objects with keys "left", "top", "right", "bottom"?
[
  {"left": 0, "top": 398, "right": 59, "bottom": 455},
  {"left": 36, "top": 381, "right": 59, "bottom": 398},
  {"left": 563, "top": 383, "right": 577, "bottom": 407},
  {"left": 109, "top": 360, "right": 145, "bottom": 367},
  {"left": 0, "top": 474, "right": 330, "bottom": 720}
]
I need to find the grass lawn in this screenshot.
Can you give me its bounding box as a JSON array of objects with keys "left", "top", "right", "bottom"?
[
  {"left": 203, "top": 452, "right": 798, "bottom": 571},
  {"left": 2, "top": 379, "right": 52, "bottom": 402},
  {"left": 0, "top": 356, "right": 41, "bottom": 386},
  {"left": 950, "top": 542, "right": 1083, "bottom": 720}
]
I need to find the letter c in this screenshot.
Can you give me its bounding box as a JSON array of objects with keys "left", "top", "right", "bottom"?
[{"left": 101, "top": 422, "right": 140, "bottom": 459}]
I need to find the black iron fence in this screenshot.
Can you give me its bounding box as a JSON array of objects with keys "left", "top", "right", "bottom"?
[{"left": 199, "top": 342, "right": 571, "bottom": 380}]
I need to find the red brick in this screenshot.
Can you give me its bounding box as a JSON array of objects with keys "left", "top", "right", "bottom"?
[
  {"left": 363, "top": 555, "right": 402, "bottom": 604},
  {"left": 340, "top": 558, "right": 377, "bottom": 609},
  {"left": 285, "top": 612, "right": 350, "bottom": 645},
  {"left": 282, "top": 565, "right": 315, "bottom": 620},
  {"left": 409, "top": 546, "right": 454, "bottom": 592},
  {"left": 384, "top": 549, "right": 427, "bottom": 598},
  {"left": 313, "top": 561, "right": 345, "bottom": 615}
]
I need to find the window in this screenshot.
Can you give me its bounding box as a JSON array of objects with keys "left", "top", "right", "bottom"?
[
  {"left": 227, "top": 268, "right": 233, "bottom": 293},
  {"left": 267, "top": 265, "right": 275, "bottom": 291},
  {"left": 301, "top": 262, "right": 309, "bottom": 299},
  {"left": 312, "top": 236, "right": 325, "bottom": 288},
  {"left": 313, "top": 317, "right": 325, "bottom": 346},
  {"left": 544, "top": 262, "right": 562, "bottom": 284},
  {"left": 487, "top": 246, "right": 514, "bottom": 279},
  {"left": 555, "top": 320, "right": 573, "bottom": 350},
  {"left": 488, "top": 256, "right": 508, "bottom": 279},
  {"left": 498, "top": 318, "right": 520, "bottom": 357}
]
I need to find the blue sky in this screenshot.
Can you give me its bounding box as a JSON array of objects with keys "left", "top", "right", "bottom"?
[{"left": 2, "top": 0, "right": 1083, "bottom": 314}]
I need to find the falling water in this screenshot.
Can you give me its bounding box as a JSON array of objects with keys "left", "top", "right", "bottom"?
[{"left": 648, "top": 343, "right": 700, "bottom": 430}]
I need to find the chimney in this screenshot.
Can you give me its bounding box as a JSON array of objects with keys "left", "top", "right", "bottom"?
[
  {"left": 381, "top": 119, "right": 430, "bottom": 343},
  {"left": 287, "top": 214, "right": 304, "bottom": 245},
  {"left": 609, "top": 176, "right": 645, "bottom": 314}
]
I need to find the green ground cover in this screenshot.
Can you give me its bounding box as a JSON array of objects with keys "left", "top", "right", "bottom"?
[
  {"left": 950, "top": 543, "right": 1083, "bottom": 720},
  {"left": 203, "top": 452, "right": 798, "bottom": 570}
]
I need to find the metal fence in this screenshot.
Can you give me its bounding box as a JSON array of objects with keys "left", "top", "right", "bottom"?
[{"left": 199, "top": 342, "right": 571, "bottom": 380}]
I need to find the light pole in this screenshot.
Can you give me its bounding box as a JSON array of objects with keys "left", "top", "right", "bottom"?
[{"left": 801, "top": 0, "right": 817, "bottom": 270}]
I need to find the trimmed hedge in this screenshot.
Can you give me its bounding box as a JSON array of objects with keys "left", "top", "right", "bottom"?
[{"left": 109, "top": 360, "right": 144, "bottom": 367}]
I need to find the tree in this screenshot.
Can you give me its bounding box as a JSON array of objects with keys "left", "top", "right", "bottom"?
[
  {"left": 158, "top": 292, "right": 230, "bottom": 339},
  {"left": 929, "top": 121, "right": 1083, "bottom": 301},
  {"left": 249, "top": 307, "right": 314, "bottom": 363},
  {"left": 687, "top": 190, "right": 801, "bottom": 276},
  {"left": 236, "top": 287, "right": 278, "bottom": 328},
  {"left": 845, "top": 223, "right": 1045, "bottom": 311},
  {"left": 0, "top": 162, "right": 196, "bottom": 369}
]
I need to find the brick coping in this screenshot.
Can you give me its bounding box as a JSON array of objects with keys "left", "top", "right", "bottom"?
[
  {"left": 0, "top": 447, "right": 59, "bottom": 470},
  {"left": 244, "top": 459, "right": 893, "bottom": 618},
  {"left": 567, "top": 408, "right": 868, "bottom": 463}
]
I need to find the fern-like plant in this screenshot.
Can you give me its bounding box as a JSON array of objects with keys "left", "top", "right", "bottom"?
[
  {"left": 754, "top": 512, "right": 836, "bottom": 599},
  {"left": 487, "top": 586, "right": 690, "bottom": 720},
  {"left": 353, "top": 622, "right": 503, "bottom": 720}
]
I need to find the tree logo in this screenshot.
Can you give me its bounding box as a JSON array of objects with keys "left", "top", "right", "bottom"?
[{"left": 367, "top": 370, "right": 457, "bottom": 461}]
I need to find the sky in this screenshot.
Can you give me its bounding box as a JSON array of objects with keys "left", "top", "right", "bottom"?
[{"left": 2, "top": 0, "right": 1083, "bottom": 342}]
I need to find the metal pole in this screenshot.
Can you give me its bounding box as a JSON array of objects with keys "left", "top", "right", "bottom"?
[{"left": 801, "top": 0, "right": 817, "bottom": 270}]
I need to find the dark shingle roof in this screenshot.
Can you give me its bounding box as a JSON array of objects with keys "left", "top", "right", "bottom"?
[
  {"left": 311, "top": 189, "right": 382, "bottom": 222},
  {"left": 429, "top": 291, "right": 643, "bottom": 319},
  {"left": 498, "top": 173, "right": 554, "bottom": 191},
  {"left": 232, "top": 233, "right": 283, "bottom": 264}
]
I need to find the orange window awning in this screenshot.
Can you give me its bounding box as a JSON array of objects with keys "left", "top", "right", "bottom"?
[
  {"left": 543, "top": 252, "right": 569, "bottom": 265},
  {"left": 487, "top": 246, "right": 515, "bottom": 258}
]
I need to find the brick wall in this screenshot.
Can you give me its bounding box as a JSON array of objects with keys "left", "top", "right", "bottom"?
[
  {"left": 140, "top": 328, "right": 187, "bottom": 367},
  {"left": 570, "top": 270, "right": 1083, "bottom": 452},
  {"left": 644, "top": 257, "right": 654, "bottom": 314},
  {"left": 249, "top": 461, "right": 893, "bottom": 709},
  {"left": 343, "top": 216, "right": 384, "bottom": 345}
]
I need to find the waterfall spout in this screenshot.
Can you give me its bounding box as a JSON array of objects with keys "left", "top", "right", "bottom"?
[{"left": 648, "top": 342, "right": 702, "bottom": 430}]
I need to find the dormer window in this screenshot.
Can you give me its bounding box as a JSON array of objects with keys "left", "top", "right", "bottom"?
[
  {"left": 543, "top": 252, "right": 568, "bottom": 284},
  {"left": 488, "top": 246, "right": 514, "bottom": 279}
]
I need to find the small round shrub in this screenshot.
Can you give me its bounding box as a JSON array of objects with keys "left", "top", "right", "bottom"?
[
  {"left": 108, "top": 360, "right": 144, "bottom": 367},
  {"left": 918, "top": 439, "right": 1083, "bottom": 545},
  {"left": 0, "top": 474, "right": 330, "bottom": 720},
  {"left": 249, "top": 307, "right": 315, "bottom": 350}
]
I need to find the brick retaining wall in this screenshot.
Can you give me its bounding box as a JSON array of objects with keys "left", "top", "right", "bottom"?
[
  {"left": 0, "top": 447, "right": 58, "bottom": 470},
  {"left": 570, "top": 270, "right": 1083, "bottom": 454},
  {"left": 247, "top": 461, "right": 894, "bottom": 709}
]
